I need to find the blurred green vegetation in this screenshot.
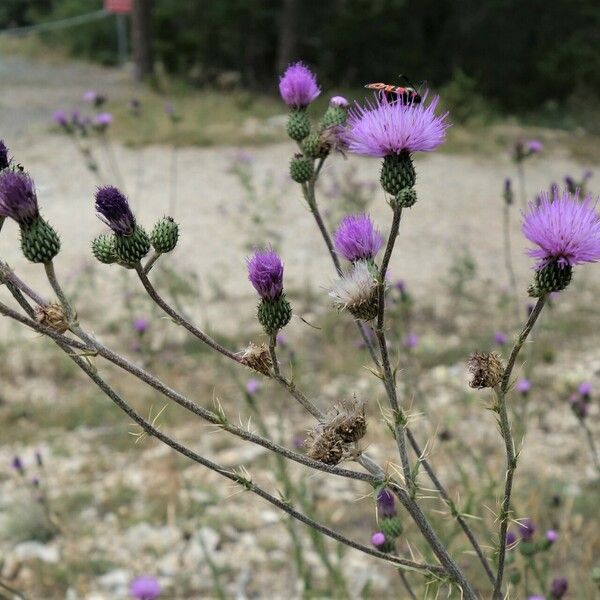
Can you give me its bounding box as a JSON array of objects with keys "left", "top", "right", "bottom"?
[{"left": 1, "top": 0, "right": 599, "bottom": 114}]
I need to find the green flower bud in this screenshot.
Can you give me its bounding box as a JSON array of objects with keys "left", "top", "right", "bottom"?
[
  {"left": 92, "top": 234, "right": 117, "bottom": 264},
  {"left": 20, "top": 216, "right": 60, "bottom": 264},
  {"left": 380, "top": 151, "right": 416, "bottom": 196},
  {"left": 150, "top": 217, "right": 179, "bottom": 254},
  {"left": 257, "top": 294, "right": 292, "bottom": 335},
  {"left": 528, "top": 261, "right": 572, "bottom": 297},
  {"left": 286, "top": 109, "right": 310, "bottom": 141},
  {"left": 290, "top": 154, "right": 314, "bottom": 184},
  {"left": 114, "top": 225, "right": 151, "bottom": 266}
]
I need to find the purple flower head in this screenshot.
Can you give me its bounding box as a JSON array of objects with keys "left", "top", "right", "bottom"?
[
  {"left": 393, "top": 279, "right": 406, "bottom": 293},
  {"left": 377, "top": 488, "right": 396, "bottom": 517},
  {"left": 53, "top": 110, "right": 68, "bottom": 128},
  {"left": 506, "top": 531, "right": 517, "bottom": 546},
  {"left": 528, "top": 596, "right": 546, "bottom": 600},
  {"left": 133, "top": 317, "right": 149, "bottom": 334},
  {"left": 516, "top": 378, "right": 531, "bottom": 394},
  {"left": 550, "top": 577, "right": 568, "bottom": 599},
  {"left": 345, "top": 93, "right": 449, "bottom": 157},
  {"left": 333, "top": 214, "right": 384, "bottom": 262},
  {"left": 279, "top": 62, "right": 321, "bottom": 108},
  {"left": 94, "top": 112, "right": 113, "bottom": 128},
  {"left": 330, "top": 96, "right": 349, "bottom": 108},
  {"left": 522, "top": 189, "right": 600, "bottom": 269},
  {"left": 95, "top": 186, "right": 136, "bottom": 235},
  {"left": 245, "top": 378, "right": 260, "bottom": 395},
  {"left": 11, "top": 456, "right": 24, "bottom": 474},
  {"left": 130, "top": 575, "right": 161, "bottom": 600},
  {"left": 0, "top": 171, "right": 39, "bottom": 225},
  {"left": 371, "top": 532, "right": 386, "bottom": 548},
  {"left": 527, "top": 140, "right": 543, "bottom": 154},
  {"left": 569, "top": 395, "right": 588, "bottom": 419},
  {"left": 546, "top": 529, "right": 558, "bottom": 543},
  {"left": 404, "top": 333, "right": 419, "bottom": 350},
  {"left": 247, "top": 248, "right": 284, "bottom": 300},
  {"left": 83, "top": 90, "right": 98, "bottom": 103},
  {"left": 494, "top": 331, "right": 508, "bottom": 345},
  {"left": 518, "top": 517, "right": 536, "bottom": 541},
  {"left": 276, "top": 332, "right": 287, "bottom": 346},
  {"left": 0, "top": 140, "right": 10, "bottom": 170},
  {"left": 578, "top": 381, "right": 592, "bottom": 398}
]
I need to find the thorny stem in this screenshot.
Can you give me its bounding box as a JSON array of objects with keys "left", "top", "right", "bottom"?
[
  {"left": 493, "top": 295, "right": 547, "bottom": 600},
  {"left": 135, "top": 265, "right": 243, "bottom": 364},
  {"left": 0, "top": 300, "right": 371, "bottom": 484},
  {"left": 31, "top": 321, "right": 445, "bottom": 577},
  {"left": 375, "top": 207, "right": 412, "bottom": 489},
  {"left": 269, "top": 333, "right": 280, "bottom": 377}
]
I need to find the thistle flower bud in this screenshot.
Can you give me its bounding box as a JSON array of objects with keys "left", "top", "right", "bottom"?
[
  {"left": 305, "top": 426, "right": 344, "bottom": 466},
  {"left": 380, "top": 151, "right": 416, "bottom": 196},
  {"left": 371, "top": 532, "right": 386, "bottom": 548},
  {"left": 503, "top": 178, "right": 514, "bottom": 205},
  {"left": 92, "top": 234, "right": 117, "bottom": 264},
  {"left": 324, "top": 399, "right": 367, "bottom": 443},
  {"left": 528, "top": 261, "right": 572, "bottom": 297},
  {"left": 550, "top": 577, "right": 568, "bottom": 599},
  {"left": 35, "top": 302, "right": 70, "bottom": 333},
  {"left": 329, "top": 260, "right": 379, "bottom": 321},
  {"left": 0, "top": 169, "right": 61, "bottom": 262},
  {"left": 320, "top": 96, "right": 349, "bottom": 129},
  {"left": 247, "top": 249, "right": 292, "bottom": 335},
  {"left": 150, "top": 217, "right": 179, "bottom": 254},
  {"left": 377, "top": 488, "right": 396, "bottom": 518},
  {"left": 289, "top": 153, "right": 313, "bottom": 183},
  {"left": 240, "top": 342, "right": 273, "bottom": 376},
  {"left": 379, "top": 515, "right": 403, "bottom": 539},
  {"left": 303, "top": 132, "right": 330, "bottom": 160},
  {"left": 467, "top": 351, "right": 504, "bottom": 389},
  {"left": 286, "top": 110, "right": 311, "bottom": 142},
  {"left": 95, "top": 186, "right": 150, "bottom": 265},
  {"left": 518, "top": 517, "right": 536, "bottom": 541},
  {"left": 0, "top": 140, "right": 10, "bottom": 171}
]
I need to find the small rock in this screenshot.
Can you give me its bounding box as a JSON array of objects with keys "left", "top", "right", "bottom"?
[{"left": 13, "top": 541, "right": 59, "bottom": 563}]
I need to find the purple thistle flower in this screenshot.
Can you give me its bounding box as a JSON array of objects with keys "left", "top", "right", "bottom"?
[
  {"left": 494, "top": 331, "right": 508, "bottom": 345},
  {"left": 578, "top": 381, "right": 592, "bottom": 398},
  {"left": 522, "top": 189, "right": 600, "bottom": 269},
  {"left": 518, "top": 517, "right": 536, "bottom": 541},
  {"left": 371, "top": 532, "right": 386, "bottom": 548},
  {"left": 550, "top": 577, "right": 568, "bottom": 599},
  {"left": 133, "top": 318, "right": 149, "bottom": 334},
  {"left": 546, "top": 529, "right": 558, "bottom": 543},
  {"left": 404, "top": 333, "right": 419, "bottom": 350},
  {"left": 527, "top": 140, "right": 543, "bottom": 154},
  {"left": 95, "top": 186, "right": 136, "bottom": 235},
  {"left": 345, "top": 93, "right": 449, "bottom": 157},
  {"left": 0, "top": 140, "right": 10, "bottom": 170},
  {"left": 333, "top": 214, "right": 384, "bottom": 262},
  {"left": 515, "top": 378, "right": 531, "bottom": 395},
  {"left": 94, "top": 112, "right": 113, "bottom": 128},
  {"left": 569, "top": 394, "right": 588, "bottom": 419},
  {"left": 83, "top": 89, "right": 98, "bottom": 103},
  {"left": 279, "top": 62, "right": 321, "bottom": 109},
  {"left": 247, "top": 248, "right": 284, "bottom": 300},
  {"left": 245, "top": 378, "right": 260, "bottom": 395},
  {"left": 129, "top": 575, "right": 161, "bottom": 600},
  {"left": 393, "top": 279, "right": 406, "bottom": 293},
  {"left": 11, "top": 456, "right": 24, "bottom": 473},
  {"left": 377, "top": 488, "right": 396, "bottom": 517},
  {"left": 53, "top": 110, "right": 68, "bottom": 128},
  {"left": 527, "top": 596, "right": 546, "bottom": 600},
  {"left": 506, "top": 531, "right": 517, "bottom": 546},
  {"left": 0, "top": 171, "right": 39, "bottom": 225},
  {"left": 330, "top": 96, "right": 349, "bottom": 108}
]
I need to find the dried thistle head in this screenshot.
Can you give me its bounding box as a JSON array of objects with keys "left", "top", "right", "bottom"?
[
  {"left": 35, "top": 302, "right": 69, "bottom": 334},
  {"left": 326, "top": 398, "right": 367, "bottom": 443},
  {"left": 329, "top": 260, "right": 379, "bottom": 321},
  {"left": 467, "top": 351, "right": 504, "bottom": 389},
  {"left": 240, "top": 342, "right": 272, "bottom": 376},
  {"left": 305, "top": 426, "right": 344, "bottom": 465}
]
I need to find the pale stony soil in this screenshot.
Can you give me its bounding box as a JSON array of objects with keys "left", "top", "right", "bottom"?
[{"left": 1, "top": 54, "right": 599, "bottom": 599}]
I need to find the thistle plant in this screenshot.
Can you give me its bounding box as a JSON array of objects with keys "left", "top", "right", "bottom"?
[{"left": 1, "top": 62, "right": 599, "bottom": 599}]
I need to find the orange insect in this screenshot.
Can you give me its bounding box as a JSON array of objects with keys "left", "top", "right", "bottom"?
[{"left": 364, "top": 77, "right": 422, "bottom": 105}]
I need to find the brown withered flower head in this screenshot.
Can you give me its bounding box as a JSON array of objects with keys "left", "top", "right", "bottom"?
[
  {"left": 305, "top": 426, "right": 344, "bottom": 466},
  {"left": 467, "top": 351, "right": 504, "bottom": 389},
  {"left": 325, "top": 398, "right": 367, "bottom": 443},
  {"left": 240, "top": 342, "right": 272, "bottom": 376},
  {"left": 35, "top": 302, "right": 69, "bottom": 334}
]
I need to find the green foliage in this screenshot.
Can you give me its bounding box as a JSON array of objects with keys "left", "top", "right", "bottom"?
[{"left": 2, "top": 0, "right": 598, "bottom": 111}]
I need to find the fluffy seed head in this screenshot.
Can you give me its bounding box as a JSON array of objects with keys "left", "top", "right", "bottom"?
[
  {"left": 305, "top": 426, "right": 344, "bottom": 465},
  {"left": 0, "top": 170, "right": 39, "bottom": 225},
  {"left": 345, "top": 93, "right": 449, "bottom": 157},
  {"left": 522, "top": 188, "right": 600, "bottom": 269},
  {"left": 329, "top": 260, "right": 379, "bottom": 319},
  {"left": 279, "top": 62, "right": 321, "bottom": 108},
  {"left": 95, "top": 186, "right": 136, "bottom": 235},
  {"left": 467, "top": 351, "right": 504, "bottom": 389},
  {"left": 333, "top": 214, "right": 384, "bottom": 262},
  {"left": 247, "top": 248, "right": 284, "bottom": 300},
  {"left": 240, "top": 342, "right": 272, "bottom": 376},
  {"left": 324, "top": 398, "right": 367, "bottom": 443}
]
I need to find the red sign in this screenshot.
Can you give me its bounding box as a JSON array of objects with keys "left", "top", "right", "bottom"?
[{"left": 104, "top": 0, "right": 132, "bottom": 14}]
